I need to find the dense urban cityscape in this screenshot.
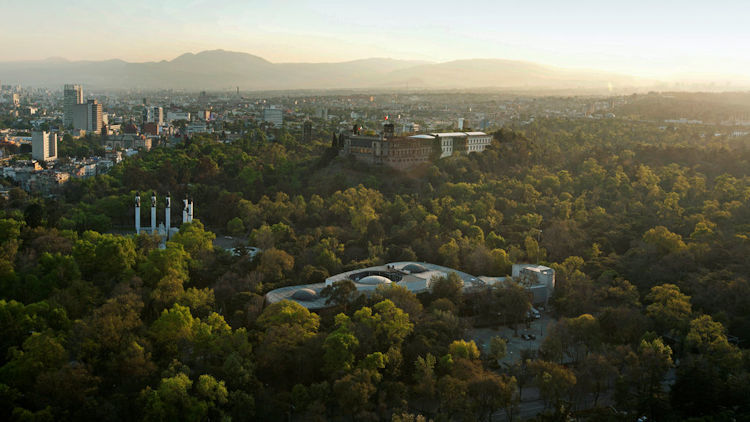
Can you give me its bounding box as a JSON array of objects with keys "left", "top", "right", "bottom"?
[{"left": 4, "top": 82, "right": 750, "bottom": 197}]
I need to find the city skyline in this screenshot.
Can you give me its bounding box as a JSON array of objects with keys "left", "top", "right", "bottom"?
[{"left": 2, "top": 0, "right": 749, "bottom": 82}]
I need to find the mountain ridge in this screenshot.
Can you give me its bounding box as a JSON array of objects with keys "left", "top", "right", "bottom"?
[{"left": 0, "top": 49, "right": 650, "bottom": 91}]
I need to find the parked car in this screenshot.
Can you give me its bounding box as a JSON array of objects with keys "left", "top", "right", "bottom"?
[{"left": 530, "top": 307, "right": 541, "bottom": 319}]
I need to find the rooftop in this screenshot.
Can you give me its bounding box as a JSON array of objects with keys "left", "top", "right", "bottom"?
[
  {"left": 430, "top": 132, "right": 468, "bottom": 137},
  {"left": 409, "top": 131, "right": 488, "bottom": 140},
  {"left": 265, "top": 261, "right": 485, "bottom": 310}
]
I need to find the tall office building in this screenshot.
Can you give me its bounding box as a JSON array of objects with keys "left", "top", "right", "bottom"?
[
  {"left": 63, "top": 84, "right": 83, "bottom": 128},
  {"left": 72, "top": 99, "right": 103, "bottom": 133},
  {"left": 143, "top": 106, "right": 163, "bottom": 125},
  {"left": 87, "top": 99, "right": 103, "bottom": 133},
  {"left": 73, "top": 104, "right": 88, "bottom": 132},
  {"left": 154, "top": 107, "right": 163, "bottom": 125},
  {"left": 32, "top": 131, "right": 57, "bottom": 162}
]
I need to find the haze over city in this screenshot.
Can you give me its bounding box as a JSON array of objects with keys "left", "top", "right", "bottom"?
[{"left": 2, "top": 0, "right": 749, "bottom": 83}]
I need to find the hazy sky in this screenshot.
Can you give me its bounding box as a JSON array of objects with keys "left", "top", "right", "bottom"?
[{"left": 2, "top": 0, "right": 749, "bottom": 79}]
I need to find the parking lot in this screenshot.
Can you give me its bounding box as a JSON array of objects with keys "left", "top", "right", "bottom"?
[{"left": 467, "top": 311, "right": 555, "bottom": 365}]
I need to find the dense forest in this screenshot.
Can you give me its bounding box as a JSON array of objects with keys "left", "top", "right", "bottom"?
[
  {"left": 615, "top": 92, "right": 750, "bottom": 123},
  {"left": 2, "top": 116, "right": 750, "bottom": 421}
]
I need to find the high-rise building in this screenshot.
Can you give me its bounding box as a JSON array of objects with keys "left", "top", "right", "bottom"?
[
  {"left": 72, "top": 99, "right": 103, "bottom": 133},
  {"left": 87, "top": 99, "right": 103, "bottom": 133},
  {"left": 155, "top": 107, "right": 163, "bottom": 125},
  {"left": 142, "top": 107, "right": 152, "bottom": 123},
  {"left": 143, "top": 106, "right": 163, "bottom": 125},
  {"left": 303, "top": 121, "right": 312, "bottom": 143},
  {"left": 32, "top": 131, "right": 57, "bottom": 162},
  {"left": 64, "top": 84, "right": 83, "bottom": 128},
  {"left": 49, "top": 132, "right": 57, "bottom": 158},
  {"left": 73, "top": 104, "right": 88, "bottom": 132}
]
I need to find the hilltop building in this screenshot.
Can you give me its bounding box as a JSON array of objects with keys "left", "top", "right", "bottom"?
[
  {"left": 342, "top": 132, "right": 433, "bottom": 170},
  {"left": 409, "top": 131, "right": 492, "bottom": 158},
  {"left": 340, "top": 125, "right": 492, "bottom": 169}
]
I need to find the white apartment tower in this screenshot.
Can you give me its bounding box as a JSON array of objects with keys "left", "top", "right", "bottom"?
[{"left": 31, "top": 131, "right": 57, "bottom": 162}]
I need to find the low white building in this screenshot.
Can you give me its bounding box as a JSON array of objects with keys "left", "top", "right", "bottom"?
[
  {"left": 31, "top": 131, "right": 57, "bottom": 162},
  {"left": 267, "top": 262, "right": 483, "bottom": 310},
  {"left": 186, "top": 123, "right": 211, "bottom": 135},
  {"left": 513, "top": 264, "right": 555, "bottom": 305},
  {"left": 265, "top": 261, "right": 556, "bottom": 310},
  {"left": 408, "top": 131, "right": 493, "bottom": 158}
]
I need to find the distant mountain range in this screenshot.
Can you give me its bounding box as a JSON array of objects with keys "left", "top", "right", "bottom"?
[{"left": 0, "top": 49, "right": 651, "bottom": 91}]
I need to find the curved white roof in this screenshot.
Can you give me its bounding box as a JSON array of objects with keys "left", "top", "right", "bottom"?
[
  {"left": 292, "top": 288, "right": 318, "bottom": 301},
  {"left": 402, "top": 263, "right": 429, "bottom": 273},
  {"left": 358, "top": 275, "right": 392, "bottom": 285}
]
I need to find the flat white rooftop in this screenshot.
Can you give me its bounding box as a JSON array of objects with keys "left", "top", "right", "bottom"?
[{"left": 431, "top": 132, "right": 469, "bottom": 137}]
